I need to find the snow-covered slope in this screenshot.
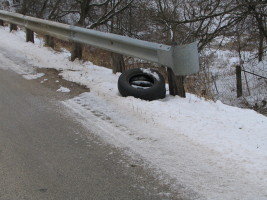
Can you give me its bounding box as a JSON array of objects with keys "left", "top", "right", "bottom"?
[
  {"left": 1, "top": 27, "right": 267, "bottom": 199},
  {"left": 205, "top": 40, "right": 267, "bottom": 108}
]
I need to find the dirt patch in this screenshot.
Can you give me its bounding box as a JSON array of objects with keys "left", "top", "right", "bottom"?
[{"left": 34, "top": 68, "right": 89, "bottom": 99}]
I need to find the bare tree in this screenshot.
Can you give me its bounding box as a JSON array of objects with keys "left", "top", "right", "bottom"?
[
  {"left": 153, "top": 0, "right": 189, "bottom": 97},
  {"left": 66, "top": 0, "right": 133, "bottom": 61}
]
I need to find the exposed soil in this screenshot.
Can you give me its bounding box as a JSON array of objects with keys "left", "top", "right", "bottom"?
[{"left": 34, "top": 68, "right": 89, "bottom": 99}]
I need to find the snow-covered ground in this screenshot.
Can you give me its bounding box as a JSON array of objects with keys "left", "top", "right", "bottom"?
[{"left": 1, "top": 26, "right": 267, "bottom": 199}]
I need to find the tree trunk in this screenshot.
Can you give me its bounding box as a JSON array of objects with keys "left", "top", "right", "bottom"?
[
  {"left": 167, "top": 67, "right": 186, "bottom": 98},
  {"left": 109, "top": 4, "right": 125, "bottom": 74},
  {"left": 45, "top": 35, "right": 55, "bottom": 49},
  {"left": 258, "top": 31, "right": 264, "bottom": 62},
  {"left": 71, "top": 43, "right": 83, "bottom": 61},
  {"left": 19, "top": 0, "right": 27, "bottom": 15},
  {"left": 0, "top": 20, "right": 3, "bottom": 26},
  {"left": 26, "top": 29, "right": 34, "bottom": 43},
  {"left": 70, "top": 0, "right": 89, "bottom": 62},
  {"left": 111, "top": 52, "right": 125, "bottom": 74},
  {"left": 70, "top": 0, "right": 88, "bottom": 62}
]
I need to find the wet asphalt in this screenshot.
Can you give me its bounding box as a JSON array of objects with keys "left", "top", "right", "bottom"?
[{"left": 0, "top": 69, "right": 183, "bottom": 200}]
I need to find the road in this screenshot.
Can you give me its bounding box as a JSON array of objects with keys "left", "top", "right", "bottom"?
[{"left": 0, "top": 69, "right": 179, "bottom": 200}]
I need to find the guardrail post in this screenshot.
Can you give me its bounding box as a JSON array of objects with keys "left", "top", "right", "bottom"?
[
  {"left": 167, "top": 67, "right": 178, "bottom": 96},
  {"left": 45, "top": 35, "right": 55, "bottom": 48},
  {"left": 10, "top": 23, "right": 17, "bottom": 32},
  {"left": 111, "top": 52, "right": 125, "bottom": 74},
  {"left": 71, "top": 42, "right": 82, "bottom": 61},
  {"left": 236, "top": 65, "right": 242, "bottom": 98},
  {"left": 177, "top": 75, "right": 186, "bottom": 97},
  {"left": 26, "top": 29, "right": 34, "bottom": 43},
  {"left": 0, "top": 19, "right": 3, "bottom": 26},
  {"left": 167, "top": 67, "right": 186, "bottom": 97}
]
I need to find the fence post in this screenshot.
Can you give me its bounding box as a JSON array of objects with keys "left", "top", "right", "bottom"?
[
  {"left": 236, "top": 65, "right": 242, "bottom": 98},
  {"left": 167, "top": 67, "right": 186, "bottom": 97},
  {"left": 10, "top": 23, "right": 17, "bottom": 32},
  {"left": 26, "top": 29, "right": 34, "bottom": 43},
  {"left": 111, "top": 52, "right": 125, "bottom": 74},
  {"left": 45, "top": 35, "right": 55, "bottom": 48},
  {"left": 0, "top": 20, "right": 3, "bottom": 26},
  {"left": 71, "top": 42, "right": 82, "bottom": 61}
]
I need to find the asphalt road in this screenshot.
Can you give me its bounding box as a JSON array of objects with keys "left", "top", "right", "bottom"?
[{"left": 0, "top": 69, "right": 180, "bottom": 200}]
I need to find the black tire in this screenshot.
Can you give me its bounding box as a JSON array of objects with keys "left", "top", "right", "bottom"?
[{"left": 118, "top": 68, "right": 166, "bottom": 101}]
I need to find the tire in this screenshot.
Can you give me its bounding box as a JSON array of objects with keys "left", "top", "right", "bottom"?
[{"left": 118, "top": 68, "right": 166, "bottom": 101}]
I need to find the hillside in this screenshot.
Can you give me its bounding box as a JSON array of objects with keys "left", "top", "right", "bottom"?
[{"left": 1, "top": 26, "right": 267, "bottom": 199}]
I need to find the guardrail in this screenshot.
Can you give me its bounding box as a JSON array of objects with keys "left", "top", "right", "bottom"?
[{"left": 0, "top": 10, "right": 199, "bottom": 75}]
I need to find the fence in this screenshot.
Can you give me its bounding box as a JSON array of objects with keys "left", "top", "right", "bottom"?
[
  {"left": 236, "top": 65, "right": 267, "bottom": 98},
  {"left": 0, "top": 10, "right": 199, "bottom": 77}
]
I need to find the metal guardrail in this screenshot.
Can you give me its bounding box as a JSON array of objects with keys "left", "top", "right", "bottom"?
[{"left": 0, "top": 10, "right": 199, "bottom": 75}]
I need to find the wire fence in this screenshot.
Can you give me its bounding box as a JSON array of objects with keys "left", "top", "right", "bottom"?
[{"left": 241, "top": 69, "right": 267, "bottom": 80}]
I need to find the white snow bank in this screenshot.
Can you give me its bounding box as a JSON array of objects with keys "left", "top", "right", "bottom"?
[
  {"left": 1, "top": 26, "right": 267, "bottom": 199},
  {"left": 64, "top": 92, "right": 267, "bottom": 200}
]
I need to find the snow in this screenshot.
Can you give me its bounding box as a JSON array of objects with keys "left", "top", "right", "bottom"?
[
  {"left": 23, "top": 73, "right": 45, "bottom": 80},
  {"left": 141, "top": 67, "right": 160, "bottom": 81},
  {"left": 130, "top": 80, "right": 153, "bottom": 89},
  {"left": 1, "top": 26, "right": 267, "bottom": 199},
  {"left": 40, "top": 78, "right": 48, "bottom": 83},
  {"left": 57, "top": 86, "right": 71, "bottom": 93},
  {"left": 131, "top": 84, "right": 150, "bottom": 89}
]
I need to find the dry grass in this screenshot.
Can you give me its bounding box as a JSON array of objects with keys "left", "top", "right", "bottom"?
[
  {"left": 185, "top": 73, "right": 215, "bottom": 100},
  {"left": 54, "top": 39, "right": 72, "bottom": 52},
  {"left": 82, "top": 45, "right": 112, "bottom": 68}
]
